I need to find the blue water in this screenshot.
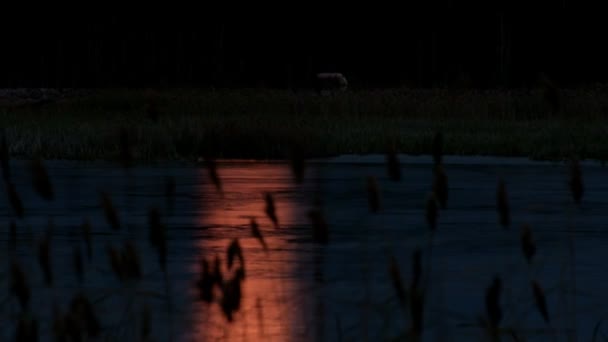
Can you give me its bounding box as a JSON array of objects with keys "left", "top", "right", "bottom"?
[{"left": 0, "top": 156, "right": 606, "bottom": 341}]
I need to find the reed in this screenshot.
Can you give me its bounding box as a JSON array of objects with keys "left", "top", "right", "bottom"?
[
  {"left": 532, "top": 280, "right": 550, "bottom": 324},
  {"left": 485, "top": 276, "right": 503, "bottom": 340},
  {"left": 37, "top": 229, "right": 52, "bottom": 287},
  {"left": 204, "top": 157, "right": 223, "bottom": 195},
  {"left": 520, "top": 224, "right": 536, "bottom": 265},
  {"left": 5, "top": 88, "right": 608, "bottom": 162},
  {"left": 388, "top": 255, "right": 408, "bottom": 311},
  {"left": 196, "top": 258, "right": 215, "bottom": 303},
  {"left": 15, "top": 313, "right": 38, "bottom": 342},
  {"left": 432, "top": 164, "right": 448, "bottom": 210},
  {"left": 250, "top": 217, "right": 268, "bottom": 251},
  {"left": 10, "top": 261, "right": 30, "bottom": 311},
  {"left": 7, "top": 182, "right": 24, "bottom": 219},
  {"left": 264, "top": 192, "right": 279, "bottom": 229},
  {"left": 100, "top": 191, "right": 121, "bottom": 231}
]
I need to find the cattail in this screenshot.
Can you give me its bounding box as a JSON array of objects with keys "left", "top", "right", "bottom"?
[
  {"left": 205, "top": 158, "right": 222, "bottom": 194},
  {"left": 38, "top": 231, "right": 53, "bottom": 287},
  {"left": 31, "top": 158, "right": 54, "bottom": 201},
  {"left": 57, "top": 303, "right": 82, "bottom": 341},
  {"left": 308, "top": 208, "right": 329, "bottom": 245},
  {"left": 73, "top": 245, "right": 84, "bottom": 284},
  {"left": 15, "top": 314, "right": 38, "bottom": 342},
  {"left": 235, "top": 265, "right": 246, "bottom": 282},
  {"left": 410, "top": 288, "right": 425, "bottom": 337},
  {"left": 366, "top": 176, "right": 380, "bottom": 213},
  {"left": 289, "top": 143, "right": 306, "bottom": 184},
  {"left": 264, "top": 192, "right": 279, "bottom": 229},
  {"left": 386, "top": 146, "right": 401, "bottom": 182},
  {"left": 64, "top": 311, "right": 86, "bottom": 342},
  {"left": 0, "top": 132, "right": 9, "bottom": 182},
  {"left": 426, "top": 193, "right": 438, "bottom": 232},
  {"left": 411, "top": 248, "right": 423, "bottom": 290},
  {"left": 485, "top": 276, "right": 503, "bottom": 331},
  {"left": 81, "top": 220, "right": 92, "bottom": 261},
  {"left": 141, "top": 304, "right": 152, "bottom": 340},
  {"left": 250, "top": 217, "right": 268, "bottom": 251},
  {"left": 197, "top": 258, "right": 215, "bottom": 303},
  {"left": 432, "top": 132, "right": 444, "bottom": 166},
  {"left": 107, "top": 245, "right": 125, "bottom": 282},
  {"left": 497, "top": 179, "right": 510, "bottom": 229},
  {"left": 63, "top": 311, "right": 81, "bottom": 342},
  {"left": 9, "top": 220, "right": 17, "bottom": 251},
  {"left": 11, "top": 261, "right": 30, "bottom": 310},
  {"left": 532, "top": 281, "right": 550, "bottom": 323},
  {"left": 227, "top": 238, "right": 244, "bottom": 270},
  {"left": 52, "top": 304, "right": 68, "bottom": 342},
  {"left": 119, "top": 127, "right": 132, "bottom": 169},
  {"left": 520, "top": 224, "right": 536, "bottom": 264},
  {"left": 70, "top": 294, "right": 101, "bottom": 337},
  {"left": 433, "top": 164, "right": 448, "bottom": 210},
  {"left": 569, "top": 158, "right": 584, "bottom": 205},
  {"left": 221, "top": 273, "right": 243, "bottom": 322},
  {"left": 389, "top": 255, "right": 407, "bottom": 309},
  {"left": 148, "top": 207, "right": 167, "bottom": 271},
  {"left": 122, "top": 241, "right": 142, "bottom": 281},
  {"left": 100, "top": 192, "right": 121, "bottom": 230},
  {"left": 7, "top": 182, "right": 24, "bottom": 219}
]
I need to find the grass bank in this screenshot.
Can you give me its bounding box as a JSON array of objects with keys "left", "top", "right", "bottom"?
[{"left": 2, "top": 87, "right": 608, "bottom": 162}]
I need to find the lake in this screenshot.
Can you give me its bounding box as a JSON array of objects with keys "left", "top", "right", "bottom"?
[{"left": 1, "top": 155, "right": 607, "bottom": 341}]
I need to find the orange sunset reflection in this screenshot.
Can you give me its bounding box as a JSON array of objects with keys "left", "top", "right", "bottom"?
[{"left": 187, "top": 162, "right": 320, "bottom": 342}]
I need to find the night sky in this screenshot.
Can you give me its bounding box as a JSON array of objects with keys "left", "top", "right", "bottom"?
[{"left": 2, "top": 4, "right": 608, "bottom": 88}]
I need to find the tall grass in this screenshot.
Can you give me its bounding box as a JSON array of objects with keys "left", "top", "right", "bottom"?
[{"left": 2, "top": 87, "right": 608, "bottom": 161}]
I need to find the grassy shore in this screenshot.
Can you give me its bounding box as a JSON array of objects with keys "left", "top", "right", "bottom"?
[{"left": 2, "top": 87, "right": 608, "bottom": 162}]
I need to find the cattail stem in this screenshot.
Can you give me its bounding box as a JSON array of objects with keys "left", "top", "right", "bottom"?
[
  {"left": 424, "top": 230, "right": 436, "bottom": 290},
  {"left": 567, "top": 202, "right": 577, "bottom": 341},
  {"left": 120, "top": 288, "right": 137, "bottom": 331},
  {"left": 335, "top": 314, "right": 343, "bottom": 342},
  {"left": 164, "top": 269, "right": 174, "bottom": 342}
]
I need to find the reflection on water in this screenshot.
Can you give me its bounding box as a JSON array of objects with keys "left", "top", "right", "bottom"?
[
  {"left": 188, "top": 162, "right": 325, "bottom": 341},
  {"left": 4, "top": 158, "right": 608, "bottom": 341}
]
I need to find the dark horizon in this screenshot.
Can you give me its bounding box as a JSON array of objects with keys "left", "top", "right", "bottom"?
[{"left": 2, "top": 6, "right": 607, "bottom": 89}]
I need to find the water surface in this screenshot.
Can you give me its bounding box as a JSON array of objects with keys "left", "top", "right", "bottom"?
[{"left": 1, "top": 155, "right": 607, "bottom": 341}]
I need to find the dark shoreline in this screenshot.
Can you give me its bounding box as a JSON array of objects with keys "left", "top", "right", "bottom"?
[{"left": 2, "top": 88, "right": 608, "bottom": 163}]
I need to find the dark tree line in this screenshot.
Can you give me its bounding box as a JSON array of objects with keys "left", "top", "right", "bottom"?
[{"left": 1, "top": 5, "right": 607, "bottom": 89}]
